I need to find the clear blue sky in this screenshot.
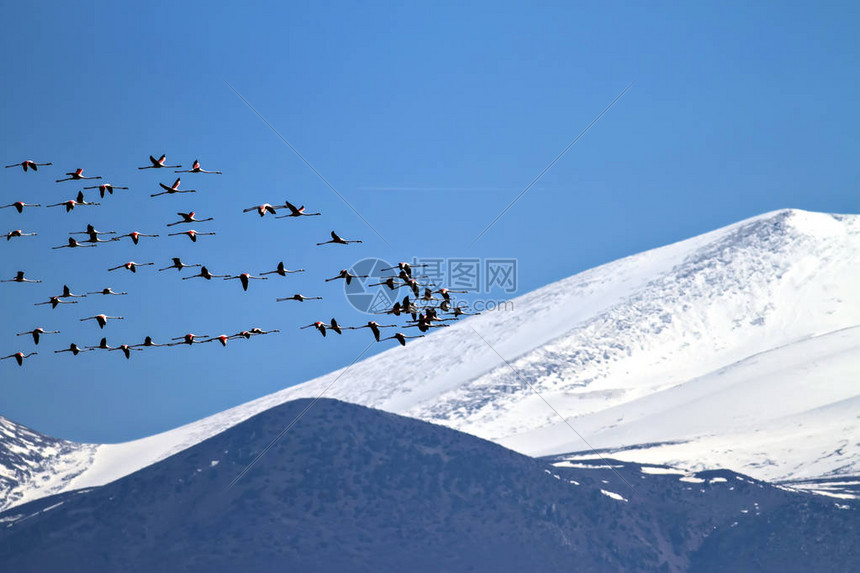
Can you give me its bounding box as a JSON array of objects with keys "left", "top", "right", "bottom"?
[{"left": 1, "top": 1, "right": 857, "bottom": 442}]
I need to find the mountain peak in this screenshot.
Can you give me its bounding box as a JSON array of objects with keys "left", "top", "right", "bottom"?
[{"left": 2, "top": 209, "right": 858, "bottom": 511}]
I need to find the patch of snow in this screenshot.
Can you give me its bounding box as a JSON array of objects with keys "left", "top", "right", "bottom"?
[{"left": 600, "top": 489, "right": 628, "bottom": 502}]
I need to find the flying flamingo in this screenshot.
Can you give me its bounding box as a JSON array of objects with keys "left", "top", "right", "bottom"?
[
  {"left": 4, "top": 229, "right": 37, "bottom": 241},
  {"left": 345, "top": 320, "right": 396, "bottom": 342},
  {"left": 451, "top": 305, "right": 480, "bottom": 317},
  {"left": 109, "top": 344, "right": 142, "bottom": 359},
  {"left": 159, "top": 257, "right": 202, "bottom": 272},
  {"left": 170, "top": 333, "right": 208, "bottom": 346},
  {"left": 55, "top": 343, "right": 90, "bottom": 356},
  {"left": 34, "top": 296, "right": 77, "bottom": 309},
  {"left": 275, "top": 200, "right": 321, "bottom": 218},
  {"left": 325, "top": 269, "right": 368, "bottom": 286},
  {"left": 16, "top": 328, "right": 60, "bottom": 345},
  {"left": 59, "top": 285, "right": 87, "bottom": 299},
  {"left": 167, "top": 229, "right": 215, "bottom": 242},
  {"left": 248, "top": 327, "right": 279, "bottom": 336},
  {"left": 53, "top": 237, "right": 97, "bottom": 250},
  {"left": 376, "top": 295, "right": 418, "bottom": 320},
  {"left": 108, "top": 261, "right": 154, "bottom": 273},
  {"left": 71, "top": 224, "right": 115, "bottom": 237},
  {"left": 55, "top": 168, "right": 102, "bottom": 182},
  {"left": 83, "top": 183, "right": 128, "bottom": 198},
  {"left": 86, "top": 337, "right": 115, "bottom": 351},
  {"left": 182, "top": 266, "right": 228, "bottom": 280},
  {"left": 166, "top": 211, "right": 213, "bottom": 226},
  {"left": 435, "top": 288, "right": 468, "bottom": 302},
  {"left": 382, "top": 332, "right": 425, "bottom": 346},
  {"left": 5, "top": 160, "right": 52, "bottom": 172},
  {"left": 276, "top": 294, "right": 322, "bottom": 302},
  {"left": 225, "top": 272, "right": 267, "bottom": 291},
  {"left": 1, "top": 352, "right": 37, "bottom": 366},
  {"left": 328, "top": 319, "right": 344, "bottom": 335},
  {"left": 131, "top": 336, "right": 167, "bottom": 348},
  {"left": 316, "top": 230, "right": 362, "bottom": 246},
  {"left": 231, "top": 328, "right": 279, "bottom": 340},
  {"left": 243, "top": 203, "right": 277, "bottom": 217},
  {"left": 2, "top": 271, "right": 41, "bottom": 283},
  {"left": 403, "top": 278, "right": 430, "bottom": 298},
  {"left": 260, "top": 262, "right": 305, "bottom": 277},
  {"left": 139, "top": 154, "right": 181, "bottom": 170},
  {"left": 151, "top": 178, "right": 196, "bottom": 197},
  {"left": 113, "top": 231, "right": 159, "bottom": 245},
  {"left": 79, "top": 232, "right": 117, "bottom": 245},
  {"left": 80, "top": 314, "right": 124, "bottom": 329},
  {"left": 47, "top": 191, "right": 100, "bottom": 212},
  {"left": 406, "top": 314, "right": 451, "bottom": 333},
  {"left": 369, "top": 277, "right": 408, "bottom": 290},
  {"left": 380, "top": 262, "right": 428, "bottom": 278},
  {"left": 0, "top": 201, "right": 41, "bottom": 213},
  {"left": 87, "top": 287, "right": 127, "bottom": 296},
  {"left": 175, "top": 159, "right": 221, "bottom": 174},
  {"left": 420, "top": 288, "right": 440, "bottom": 302},
  {"left": 300, "top": 321, "right": 328, "bottom": 337},
  {"left": 201, "top": 334, "right": 232, "bottom": 347}
]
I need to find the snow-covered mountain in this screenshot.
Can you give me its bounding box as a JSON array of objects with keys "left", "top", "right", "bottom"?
[
  {"left": 0, "top": 417, "right": 95, "bottom": 511},
  {"left": 2, "top": 208, "right": 858, "bottom": 511}
]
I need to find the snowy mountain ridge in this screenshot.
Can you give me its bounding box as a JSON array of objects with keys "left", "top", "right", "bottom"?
[{"left": 2, "top": 208, "right": 858, "bottom": 511}]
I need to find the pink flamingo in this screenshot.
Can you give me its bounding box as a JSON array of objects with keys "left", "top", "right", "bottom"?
[
  {"left": 108, "top": 261, "right": 154, "bottom": 273},
  {"left": 87, "top": 287, "right": 127, "bottom": 296},
  {"left": 80, "top": 314, "right": 124, "bottom": 329},
  {"left": 113, "top": 231, "right": 159, "bottom": 245},
  {"left": 4, "top": 229, "right": 37, "bottom": 241},
  {"left": 345, "top": 320, "right": 396, "bottom": 342},
  {"left": 83, "top": 183, "right": 128, "bottom": 198},
  {"left": 243, "top": 203, "right": 277, "bottom": 217},
  {"left": 2, "top": 271, "right": 41, "bottom": 283},
  {"left": 166, "top": 211, "right": 213, "bottom": 226},
  {"left": 382, "top": 332, "right": 425, "bottom": 346},
  {"left": 0, "top": 201, "right": 41, "bottom": 214},
  {"left": 16, "top": 327, "right": 60, "bottom": 345},
  {"left": 201, "top": 335, "right": 232, "bottom": 347},
  {"left": 182, "top": 266, "right": 229, "bottom": 280},
  {"left": 159, "top": 257, "right": 201, "bottom": 272},
  {"left": 1, "top": 352, "right": 37, "bottom": 366},
  {"left": 225, "top": 272, "right": 267, "bottom": 291},
  {"left": 55, "top": 343, "right": 90, "bottom": 356},
  {"left": 139, "top": 154, "right": 181, "bottom": 170},
  {"left": 109, "top": 344, "right": 142, "bottom": 359},
  {"left": 300, "top": 321, "right": 328, "bottom": 337},
  {"left": 5, "top": 160, "right": 52, "bottom": 172},
  {"left": 131, "top": 336, "right": 167, "bottom": 348},
  {"left": 170, "top": 333, "right": 208, "bottom": 346},
  {"left": 56, "top": 168, "right": 102, "bottom": 182},
  {"left": 53, "top": 237, "right": 96, "bottom": 250},
  {"left": 325, "top": 269, "right": 368, "bottom": 286},
  {"left": 71, "top": 224, "right": 115, "bottom": 238},
  {"left": 276, "top": 200, "right": 321, "bottom": 218},
  {"left": 34, "top": 296, "right": 77, "bottom": 309},
  {"left": 86, "top": 337, "right": 115, "bottom": 351},
  {"left": 47, "top": 191, "right": 100, "bottom": 212},
  {"left": 260, "top": 262, "right": 305, "bottom": 276},
  {"left": 151, "top": 178, "right": 196, "bottom": 197},
  {"left": 167, "top": 229, "right": 215, "bottom": 242},
  {"left": 59, "top": 285, "right": 87, "bottom": 299},
  {"left": 276, "top": 294, "right": 322, "bottom": 302},
  {"left": 316, "top": 230, "right": 362, "bottom": 246},
  {"left": 175, "top": 159, "right": 221, "bottom": 174}
]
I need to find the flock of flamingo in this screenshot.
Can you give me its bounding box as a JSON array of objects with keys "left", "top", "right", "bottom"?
[{"left": 2, "top": 156, "right": 477, "bottom": 367}]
